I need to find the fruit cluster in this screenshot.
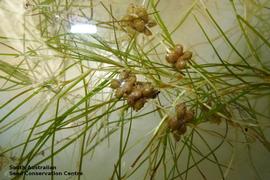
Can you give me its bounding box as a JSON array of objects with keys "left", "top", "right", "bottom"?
[
  {"left": 110, "top": 70, "right": 159, "bottom": 111},
  {"left": 167, "top": 103, "right": 194, "bottom": 141},
  {"left": 165, "top": 44, "right": 193, "bottom": 71},
  {"left": 121, "top": 4, "right": 157, "bottom": 36}
]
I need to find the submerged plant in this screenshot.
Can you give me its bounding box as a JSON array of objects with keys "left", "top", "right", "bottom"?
[{"left": 0, "top": 0, "right": 270, "bottom": 179}]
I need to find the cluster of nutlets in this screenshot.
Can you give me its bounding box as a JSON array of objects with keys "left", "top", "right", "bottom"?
[
  {"left": 110, "top": 70, "right": 159, "bottom": 111},
  {"left": 167, "top": 103, "right": 194, "bottom": 141},
  {"left": 121, "top": 4, "right": 157, "bottom": 36},
  {"left": 166, "top": 44, "right": 193, "bottom": 71}
]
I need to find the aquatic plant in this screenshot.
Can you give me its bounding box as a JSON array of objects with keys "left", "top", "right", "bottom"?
[{"left": 0, "top": 0, "right": 269, "bottom": 179}]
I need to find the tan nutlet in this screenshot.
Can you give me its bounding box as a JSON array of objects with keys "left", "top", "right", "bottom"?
[
  {"left": 121, "top": 15, "right": 133, "bottom": 27},
  {"left": 168, "top": 117, "right": 181, "bottom": 131},
  {"left": 122, "top": 81, "right": 133, "bottom": 94},
  {"left": 175, "top": 59, "right": 186, "bottom": 70},
  {"left": 184, "top": 110, "right": 194, "bottom": 122},
  {"left": 126, "top": 75, "right": 137, "bottom": 85},
  {"left": 127, "top": 95, "right": 136, "bottom": 106},
  {"left": 182, "top": 51, "right": 192, "bottom": 61},
  {"left": 166, "top": 52, "right": 179, "bottom": 64},
  {"left": 129, "top": 88, "right": 143, "bottom": 100},
  {"left": 178, "top": 124, "right": 187, "bottom": 134},
  {"left": 127, "top": 4, "right": 136, "bottom": 14},
  {"left": 135, "top": 7, "right": 148, "bottom": 22},
  {"left": 115, "top": 88, "right": 124, "bottom": 98},
  {"left": 176, "top": 103, "right": 187, "bottom": 120},
  {"left": 133, "top": 98, "right": 146, "bottom": 111},
  {"left": 142, "top": 86, "right": 154, "bottom": 97},
  {"left": 141, "top": 82, "right": 154, "bottom": 97},
  {"left": 110, "top": 79, "right": 121, "bottom": 89},
  {"left": 133, "top": 19, "right": 145, "bottom": 32},
  {"left": 175, "top": 44, "right": 184, "bottom": 56}
]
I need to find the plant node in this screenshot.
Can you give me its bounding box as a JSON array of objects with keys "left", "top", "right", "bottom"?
[
  {"left": 111, "top": 70, "right": 159, "bottom": 111},
  {"left": 165, "top": 44, "right": 193, "bottom": 71},
  {"left": 121, "top": 4, "right": 156, "bottom": 36},
  {"left": 167, "top": 103, "right": 195, "bottom": 141}
]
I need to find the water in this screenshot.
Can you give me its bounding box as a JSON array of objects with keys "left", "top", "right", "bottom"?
[{"left": 0, "top": 0, "right": 269, "bottom": 179}]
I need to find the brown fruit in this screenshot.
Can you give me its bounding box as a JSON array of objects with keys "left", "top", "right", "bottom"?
[
  {"left": 129, "top": 88, "right": 142, "bottom": 100},
  {"left": 121, "top": 15, "right": 133, "bottom": 27},
  {"left": 142, "top": 82, "right": 159, "bottom": 98},
  {"left": 133, "top": 19, "right": 145, "bottom": 32},
  {"left": 168, "top": 117, "right": 181, "bottom": 131},
  {"left": 148, "top": 90, "right": 160, "bottom": 99},
  {"left": 142, "top": 83, "right": 153, "bottom": 97},
  {"left": 178, "top": 124, "right": 187, "bottom": 135},
  {"left": 135, "top": 7, "right": 148, "bottom": 22},
  {"left": 122, "top": 81, "right": 133, "bottom": 94},
  {"left": 175, "top": 59, "right": 186, "bottom": 70},
  {"left": 176, "top": 103, "right": 187, "bottom": 120},
  {"left": 127, "top": 95, "right": 136, "bottom": 106},
  {"left": 142, "top": 87, "right": 153, "bottom": 97},
  {"left": 133, "top": 98, "right": 146, "bottom": 111},
  {"left": 166, "top": 52, "right": 179, "bottom": 64},
  {"left": 110, "top": 79, "right": 121, "bottom": 89},
  {"left": 115, "top": 88, "right": 124, "bottom": 98},
  {"left": 175, "top": 44, "right": 183, "bottom": 56},
  {"left": 127, "top": 4, "right": 136, "bottom": 14},
  {"left": 184, "top": 110, "right": 194, "bottom": 122},
  {"left": 127, "top": 75, "right": 137, "bottom": 84},
  {"left": 182, "top": 51, "right": 192, "bottom": 60}
]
